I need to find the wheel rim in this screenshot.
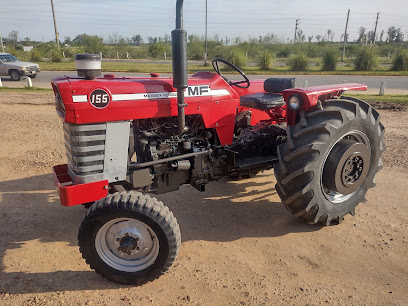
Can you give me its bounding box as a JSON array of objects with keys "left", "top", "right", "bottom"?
[
  {"left": 321, "top": 130, "right": 371, "bottom": 203},
  {"left": 95, "top": 218, "right": 159, "bottom": 272}
]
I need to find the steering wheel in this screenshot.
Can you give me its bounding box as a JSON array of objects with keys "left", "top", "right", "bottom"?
[{"left": 212, "top": 58, "right": 250, "bottom": 89}]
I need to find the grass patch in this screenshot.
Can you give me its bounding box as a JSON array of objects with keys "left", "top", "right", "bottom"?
[
  {"left": 0, "top": 87, "right": 52, "bottom": 92},
  {"left": 343, "top": 94, "right": 408, "bottom": 104}
]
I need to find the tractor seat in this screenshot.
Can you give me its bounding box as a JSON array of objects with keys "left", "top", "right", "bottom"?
[
  {"left": 240, "top": 78, "right": 295, "bottom": 110},
  {"left": 240, "top": 93, "right": 285, "bottom": 110}
]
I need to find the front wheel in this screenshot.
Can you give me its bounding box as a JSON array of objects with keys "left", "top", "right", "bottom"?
[
  {"left": 274, "top": 97, "right": 385, "bottom": 226},
  {"left": 9, "top": 70, "right": 21, "bottom": 81},
  {"left": 78, "top": 191, "right": 181, "bottom": 284}
]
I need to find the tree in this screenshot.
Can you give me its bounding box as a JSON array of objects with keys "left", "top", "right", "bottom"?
[
  {"left": 147, "top": 36, "right": 157, "bottom": 44},
  {"left": 164, "top": 34, "right": 171, "bottom": 43},
  {"left": 131, "top": 34, "right": 143, "bottom": 46},
  {"left": 8, "top": 30, "right": 18, "bottom": 47},
  {"left": 316, "top": 35, "right": 322, "bottom": 42},
  {"left": 358, "top": 27, "right": 366, "bottom": 44},
  {"left": 387, "top": 26, "right": 404, "bottom": 43},
  {"left": 73, "top": 34, "right": 104, "bottom": 53},
  {"left": 308, "top": 36, "right": 314, "bottom": 43},
  {"left": 63, "top": 36, "right": 71, "bottom": 45},
  {"left": 379, "top": 30, "right": 384, "bottom": 42},
  {"left": 326, "top": 29, "right": 335, "bottom": 42}
]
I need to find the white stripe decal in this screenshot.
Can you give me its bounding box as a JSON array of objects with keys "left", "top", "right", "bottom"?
[
  {"left": 72, "top": 95, "right": 88, "bottom": 102},
  {"left": 72, "top": 86, "right": 230, "bottom": 103}
]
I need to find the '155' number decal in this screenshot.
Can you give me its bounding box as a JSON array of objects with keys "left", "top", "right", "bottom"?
[{"left": 89, "top": 89, "right": 110, "bottom": 108}]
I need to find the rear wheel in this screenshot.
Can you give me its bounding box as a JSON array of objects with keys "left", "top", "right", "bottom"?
[
  {"left": 78, "top": 191, "right": 181, "bottom": 284},
  {"left": 274, "top": 97, "right": 385, "bottom": 226},
  {"left": 9, "top": 70, "right": 21, "bottom": 81}
]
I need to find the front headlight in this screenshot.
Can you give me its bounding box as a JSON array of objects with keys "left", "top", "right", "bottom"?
[
  {"left": 288, "top": 94, "right": 303, "bottom": 111},
  {"left": 21, "top": 67, "right": 27, "bottom": 71}
]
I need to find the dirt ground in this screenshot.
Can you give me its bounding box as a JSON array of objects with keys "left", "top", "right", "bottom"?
[{"left": 0, "top": 91, "right": 407, "bottom": 305}]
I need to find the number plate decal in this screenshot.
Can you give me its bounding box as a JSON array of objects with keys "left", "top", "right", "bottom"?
[{"left": 89, "top": 89, "right": 110, "bottom": 109}]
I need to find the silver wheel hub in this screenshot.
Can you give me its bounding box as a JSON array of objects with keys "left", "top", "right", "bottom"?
[
  {"left": 95, "top": 218, "right": 159, "bottom": 272},
  {"left": 321, "top": 130, "right": 371, "bottom": 203}
]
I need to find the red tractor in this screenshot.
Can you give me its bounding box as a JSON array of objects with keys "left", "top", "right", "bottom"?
[{"left": 52, "top": 0, "right": 384, "bottom": 285}]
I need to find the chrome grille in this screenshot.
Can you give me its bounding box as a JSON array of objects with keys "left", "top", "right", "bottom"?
[{"left": 64, "top": 123, "right": 106, "bottom": 176}]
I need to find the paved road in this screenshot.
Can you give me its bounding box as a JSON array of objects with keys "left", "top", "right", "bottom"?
[{"left": 2, "top": 70, "right": 407, "bottom": 94}]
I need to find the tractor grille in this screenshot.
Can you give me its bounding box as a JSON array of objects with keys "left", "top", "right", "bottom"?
[{"left": 64, "top": 123, "right": 106, "bottom": 176}]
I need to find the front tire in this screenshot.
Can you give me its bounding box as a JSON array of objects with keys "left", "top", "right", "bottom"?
[
  {"left": 9, "top": 70, "right": 21, "bottom": 81},
  {"left": 274, "top": 97, "right": 385, "bottom": 226},
  {"left": 78, "top": 191, "right": 181, "bottom": 285}
]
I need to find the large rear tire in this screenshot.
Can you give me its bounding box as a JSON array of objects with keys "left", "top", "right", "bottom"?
[
  {"left": 274, "top": 97, "right": 385, "bottom": 226},
  {"left": 78, "top": 191, "right": 181, "bottom": 285}
]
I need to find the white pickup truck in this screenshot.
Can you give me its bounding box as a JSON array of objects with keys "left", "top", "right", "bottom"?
[{"left": 0, "top": 52, "right": 41, "bottom": 81}]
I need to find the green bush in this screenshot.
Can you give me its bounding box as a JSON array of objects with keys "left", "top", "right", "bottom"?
[
  {"left": 392, "top": 50, "right": 408, "bottom": 71},
  {"left": 321, "top": 49, "right": 339, "bottom": 71},
  {"left": 227, "top": 49, "right": 247, "bottom": 69},
  {"left": 354, "top": 46, "right": 378, "bottom": 71},
  {"left": 148, "top": 43, "right": 167, "bottom": 59},
  {"left": 50, "top": 50, "right": 62, "bottom": 62},
  {"left": 344, "top": 44, "right": 359, "bottom": 57},
  {"left": 288, "top": 54, "right": 309, "bottom": 71},
  {"left": 188, "top": 41, "right": 205, "bottom": 60},
  {"left": 29, "top": 50, "right": 42, "bottom": 62},
  {"left": 258, "top": 50, "right": 273, "bottom": 70}
]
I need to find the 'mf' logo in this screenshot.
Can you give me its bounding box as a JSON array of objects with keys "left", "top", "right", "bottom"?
[{"left": 187, "top": 85, "right": 210, "bottom": 96}]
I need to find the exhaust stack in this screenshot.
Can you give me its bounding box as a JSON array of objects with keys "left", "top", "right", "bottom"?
[{"left": 172, "top": 0, "right": 188, "bottom": 134}]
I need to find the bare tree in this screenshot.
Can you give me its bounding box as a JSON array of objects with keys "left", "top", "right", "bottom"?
[{"left": 8, "top": 30, "right": 18, "bottom": 47}]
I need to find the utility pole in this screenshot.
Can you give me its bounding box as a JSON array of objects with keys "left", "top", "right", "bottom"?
[
  {"left": 204, "top": 0, "right": 208, "bottom": 66},
  {"left": 0, "top": 32, "right": 4, "bottom": 52},
  {"left": 50, "top": 0, "right": 60, "bottom": 50},
  {"left": 294, "top": 19, "right": 300, "bottom": 44},
  {"left": 372, "top": 12, "right": 380, "bottom": 46},
  {"left": 342, "top": 9, "right": 350, "bottom": 62}
]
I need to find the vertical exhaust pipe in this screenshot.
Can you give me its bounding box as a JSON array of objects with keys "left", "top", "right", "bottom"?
[{"left": 172, "top": 0, "right": 188, "bottom": 135}]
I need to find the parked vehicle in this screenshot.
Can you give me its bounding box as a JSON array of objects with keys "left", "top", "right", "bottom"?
[
  {"left": 51, "top": 0, "right": 384, "bottom": 285},
  {"left": 0, "top": 52, "right": 40, "bottom": 81}
]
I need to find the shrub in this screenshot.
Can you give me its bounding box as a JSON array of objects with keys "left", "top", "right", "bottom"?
[
  {"left": 321, "top": 49, "right": 339, "bottom": 71},
  {"left": 148, "top": 43, "right": 167, "bottom": 59},
  {"left": 29, "top": 50, "right": 42, "bottom": 62},
  {"left": 258, "top": 50, "right": 273, "bottom": 70},
  {"left": 288, "top": 54, "right": 308, "bottom": 71},
  {"left": 354, "top": 46, "right": 377, "bottom": 71},
  {"left": 227, "top": 49, "right": 247, "bottom": 69},
  {"left": 392, "top": 50, "right": 408, "bottom": 71},
  {"left": 188, "top": 41, "right": 205, "bottom": 60},
  {"left": 50, "top": 50, "right": 62, "bottom": 62}
]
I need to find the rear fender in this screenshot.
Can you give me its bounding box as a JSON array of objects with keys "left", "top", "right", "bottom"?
[{"left": 282, "top": 83, "right": 367, "bottom": 125}]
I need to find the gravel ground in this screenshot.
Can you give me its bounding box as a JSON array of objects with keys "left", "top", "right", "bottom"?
[{"left": 0, "top": 92, "right": 407, "bottom": 305}]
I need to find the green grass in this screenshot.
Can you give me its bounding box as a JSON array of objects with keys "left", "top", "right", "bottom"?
[
  {"left": 37, "top": 61, "right": 408, "bottom": 76},
  {"left": 0, "top": 86, "right": 52, "bottom": 92},
  {"left": 343, "top": 94, "right": 408, "bottom": 104}
]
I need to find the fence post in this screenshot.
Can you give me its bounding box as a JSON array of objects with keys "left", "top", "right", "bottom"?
[
  {"left": 27, "top": 77, "right": 33, "bottom": 88},
  {"left": 379, "top": 81, "right": 386, "bottom": 96},
  {"left": 0, "top": 78, "right": 2, "bottom": 87}
]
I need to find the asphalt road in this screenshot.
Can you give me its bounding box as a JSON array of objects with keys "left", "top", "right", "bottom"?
[{"left": 2, "top": 70, "right": 407, "bottom": 94}]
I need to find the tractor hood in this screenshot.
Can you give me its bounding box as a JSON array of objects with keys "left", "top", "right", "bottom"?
[{"left": 52, "top": 71, "right": 238, "bottom": 125}]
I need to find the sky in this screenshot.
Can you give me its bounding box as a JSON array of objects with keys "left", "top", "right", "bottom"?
[{"left": 1, "top": 0, "right": 407, "bottom": 43}]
